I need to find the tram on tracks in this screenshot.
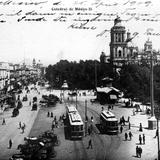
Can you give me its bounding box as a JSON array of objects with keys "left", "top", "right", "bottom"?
[
  {"left": 66, "top": 105, "right": 84, "bottom": 139},
  {"left": 100, "top": 110, "right": 118, "bottom": 134}
]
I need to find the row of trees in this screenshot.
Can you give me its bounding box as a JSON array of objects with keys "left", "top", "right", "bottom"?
[
  {"left": 45, "top": 59, "right": 160, "bottom": 103},
  {"left": 45, "top": 60, "right": 113, "bottom": 89}
]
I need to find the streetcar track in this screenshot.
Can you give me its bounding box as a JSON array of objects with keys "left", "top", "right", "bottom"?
[
  {"left": 73, "top": 141, "right": 80, "bottom": 160},
  {"left": 80, "top": 140, "right": 89, "bottom": 160},
  {"left": 65, "top": 98, "right": 122, "bottom": 160},
  {"left": 64, "top": 99, "right": 88, "bottom": 160},
  {"left": 87, "top": 102, "right": 122, "bottom": 159},
  {"left": 77, "top": 101, "right": 107, "bottom": 160}
]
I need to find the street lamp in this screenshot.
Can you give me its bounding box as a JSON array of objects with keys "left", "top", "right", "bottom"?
[
  {"left": 75, "top": 88, "right": 77, "bottom": 109},
  {"left": 148, "top": 49, "right": 156, "bottom": 130},
  {"left": 155, "top": 106, "right": 160, "bottom": 160},
  {"left": 85, "top": 100, "right": 88, "bottom": 136}
]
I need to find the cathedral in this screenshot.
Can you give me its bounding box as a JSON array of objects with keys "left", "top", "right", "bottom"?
[
  {"left": 100, "top": 16, "right": 160, "bottom": 66},
  {"left": 109, "top": 16, "right": 138, "bottom": 66}
]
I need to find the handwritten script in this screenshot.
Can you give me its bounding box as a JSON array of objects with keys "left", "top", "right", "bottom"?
[{"left": 0, "top": 0, "right": 160, "bottom": 36}]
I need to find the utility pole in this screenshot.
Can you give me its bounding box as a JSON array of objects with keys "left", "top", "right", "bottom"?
[
  {"left": 157, "top": 118, "right": 160, "bottom": 160},
  {"left": 155, "top": 106, "right": 160, "bottom": 160},
  {"left": 95, "top": 60, "right": 97, "bottom": 89},
  {"left": 85, "top": 100, "right": 88, "bottom": 136},
  {"left": 150, "top": 50, "right": 154, "bottom": 116},
  {"left": 76, "top": 88, "right": 77, "bottom": 109}
]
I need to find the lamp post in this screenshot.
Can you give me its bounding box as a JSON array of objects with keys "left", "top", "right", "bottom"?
[
  {"left": 85, "top": 100, "right": 88, "bottom": 136},
  {"left": 95, "top": 60, "right": 97, "bottom": 89},
  {"left": 75, "top": 88, "right": 77, "bottom": 109},
  {"left": 150, "top": 50, "right": 154, "bottom": 117},
  {"left": 155, "top": 106, "right": 160, "bottom": 160},
  {"left": 148, "top": 49, "right": 156, "bottom": 130}
]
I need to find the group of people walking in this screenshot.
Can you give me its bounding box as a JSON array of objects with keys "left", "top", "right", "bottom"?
[
  {"left": 124, "top": 131, "right": 133, "bottom": 140},
  {"left": 136, "top": 146, "right": 143, "bottom": 158},
  {"left": 139, "top": 134, "right": 145, "bottom": 144},
  {"left": 47, "top": 111, "right": 54, "bottom": 117}
]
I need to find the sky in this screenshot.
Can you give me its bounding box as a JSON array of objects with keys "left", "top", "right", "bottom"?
[{"left": 0, "top": 0, "right": 160, "bottom": 66}]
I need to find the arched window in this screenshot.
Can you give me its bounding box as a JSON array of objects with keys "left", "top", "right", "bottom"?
[{"left": 119, "top": 50, "right": 122, "bottom": 57}]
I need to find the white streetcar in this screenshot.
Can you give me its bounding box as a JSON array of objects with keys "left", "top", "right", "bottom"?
[
  {"left": 100, "top": 110, "right": 118, "bottom": 134},
  {"left": 66, "top": 105, "right": 84, "bottom": 139}
]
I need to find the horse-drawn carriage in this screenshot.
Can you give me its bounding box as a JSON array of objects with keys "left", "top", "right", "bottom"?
[{"left": 15, "top": 131, "right": 58, "bottom": 160}]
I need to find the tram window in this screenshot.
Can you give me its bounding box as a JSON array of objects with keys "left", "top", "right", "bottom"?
[
  {"left": 74, "top": 126, "right": 79, "bottom": 131},
  {"left": 72, "top": 126, "right": 75, "bottom": 131}
]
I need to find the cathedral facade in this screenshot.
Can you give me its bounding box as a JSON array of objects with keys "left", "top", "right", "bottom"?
[{"left": 109, "top": 16, "right": 138, "bottom": 67}]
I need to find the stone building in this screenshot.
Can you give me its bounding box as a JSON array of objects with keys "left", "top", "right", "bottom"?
[{"left": 109, "top": 16, "right": 138, "bottom": 67}]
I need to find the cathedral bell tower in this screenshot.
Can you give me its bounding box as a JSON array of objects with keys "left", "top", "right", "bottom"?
[{"left": 110, "top": 16, "right": 127, "bottom": 66}]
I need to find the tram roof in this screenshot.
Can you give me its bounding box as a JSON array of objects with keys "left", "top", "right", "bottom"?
[
  {"left": 101, "top": 110, "right": 117, "bottom": 119},
  {"left": 69, "top": 112, "right": 83, "bottom": 125},
  {"left": 67, "top": 105, "right": 77, "bottom": 113}
]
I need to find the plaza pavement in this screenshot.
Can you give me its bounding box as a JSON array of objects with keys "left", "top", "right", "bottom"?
[
  {"left": 55, "top": 91, "right": 159, "bottom": 160},
  {"left": 0, "top": 88, "right": 158, "bottom": 160}
]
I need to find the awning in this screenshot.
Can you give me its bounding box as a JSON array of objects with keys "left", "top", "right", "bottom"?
[{"left": 110, "top": 95, "right": 117, "bottom": 100}]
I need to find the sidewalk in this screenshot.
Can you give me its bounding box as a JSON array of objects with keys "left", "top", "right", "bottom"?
[{"left": 0, "top": 85, "right": 41, "bottom": 160}]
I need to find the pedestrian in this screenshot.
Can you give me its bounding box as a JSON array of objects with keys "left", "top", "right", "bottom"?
[
  {"left": 87, "top": 139, "right": 93, "bottom": 149},
  {"left": 128, "top": 122, "right": 131, "bottom": 130},
  {"left": 2, "top": 118, "right": 6, "bottom": 125},
  {"left": 139, "top": 147, "right": 142, "bottom": 158},
  {"left": 21, "top": 123, "right": 25, "bottom": 133},
  {"left": 9, "top": 139, "right": 12, "bottom": 149},
  {"left": 125, "top": 132, "right": 128, "bottom": 140},
  {"left": 129, "top": 131, "right": 133, "bottom": 140},
  {"left": 120, "top": 125, "right": 123, "bottom": 133},
  {"left": 136, "top": 146, "right": 139, "bottom": 157},
  {"left": 54, "top": 116, "right": 57, "bottom": 121},
  {"left": 143, "top": 134, "right": 145, "bottom": 144},
  {"left": 139, "top": 134, "right": 142, "bottom": 144},
  {"left": 51, "top": 123, "right": 54, "bottom": 130},
  {"left": 111, "top": 105, "right": 114, "bottom": 110},
  {"left": 119, "top": 118, "right": 122, "bottom": 125},
  {"left": 122, "top": 116, "right": 125, "bottom": 125},
  {"left": 47, "top": 111, "right": 50, "bottom": 117},
  {"left": 51, "top": 112, "right": 53, "bottom": 117},
  {"left": 19, "top": 122, "right": 21, "bottom": 129},
  {"left": 55, "top": 120, "right": 58, "bottom": 128},
  {"left": 139, "top": 123, "right": 143, "bottom": 132},
  {"left": 154, "top": 129, "right": 158, "bottom": 138},
  {"left": 88, "top": 127, "right": 91, "bottom": 135},
  {"left": 133, "top": 108, "right": 135, "bottom": 116},
  {"left": 29, "top": 101, "right": 31, "bottom": 106}
]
